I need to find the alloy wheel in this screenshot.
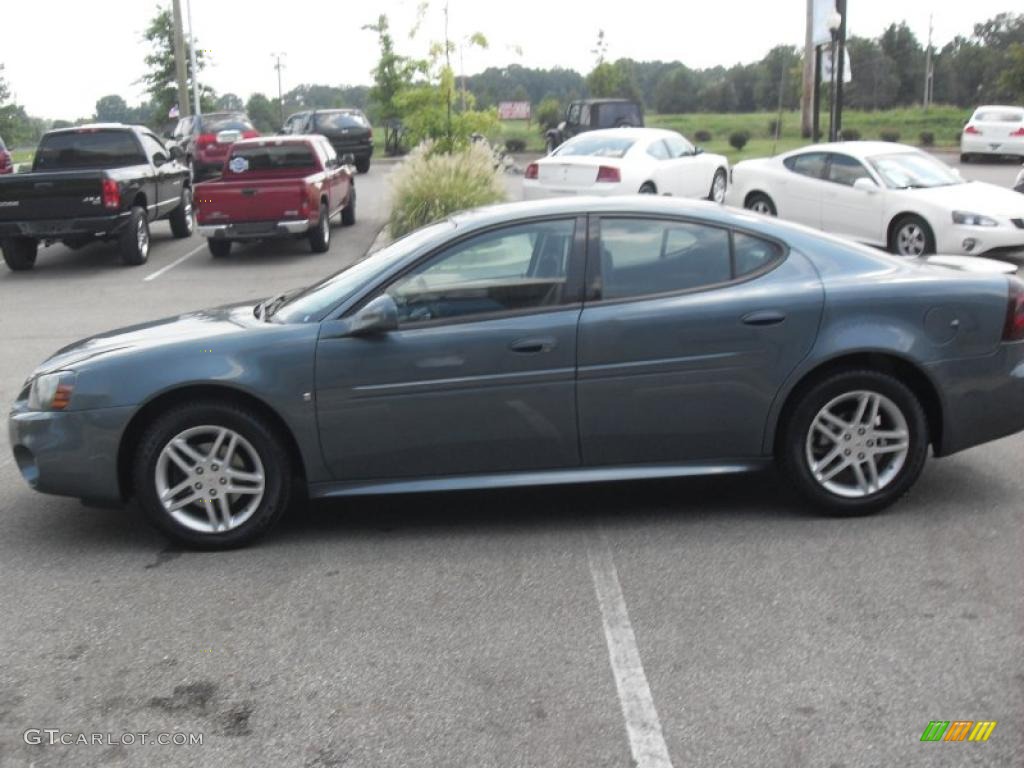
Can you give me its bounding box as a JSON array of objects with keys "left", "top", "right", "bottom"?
[
  {"left": 896, "top": 223, "right": 926, "bottom": 256},
  {"left": 137, "top": 218, "right": 150, "bottom": 259},
  {"left": 154, "top": 425, "right": 266, "bottom": 534},
  {"left": 711, "top": 172, "right": 727, "bottom": 203},
  {"left": 804, "top": 390, "right": 910, "bottom": 499},
  {"left": 750, "top": 199, "right": 772, "bottom": 215}
]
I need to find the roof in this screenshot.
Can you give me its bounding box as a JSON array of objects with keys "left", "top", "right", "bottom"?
[
  {"left": 46, "top": 122, "right": 143, "bottom": 134},
  {"left": 563, "top": 127, "right": 678, "bottom": 142},
  {"left": 231, "top": 135, "right": 320, "bottom": 147},
  {"left": 574, "top": 98, "right": 640, "bottom": 105},
  {"left": 782, "top": 140, "right": 922, "bottom": 159}
]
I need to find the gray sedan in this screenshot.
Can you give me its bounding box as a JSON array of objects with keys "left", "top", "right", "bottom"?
[{"left": 9, "top": 197, "right": 1024, "bottom": 548}]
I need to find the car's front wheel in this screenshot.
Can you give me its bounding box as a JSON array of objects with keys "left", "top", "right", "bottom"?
[
  {"left": 341, "top": 186, "right": 356, "bottom": 226},
  {"left": 890, "top": 214, "right": 935, "bottom": 257},
  {"left": 308, "top": 203, "right": 330, "bottom": 253},
  {"left": 134, "top": 401, "right": 292, "bottom": 549},
  {"left": 780, "top": 370, "right": 928, "bottom": 515}
]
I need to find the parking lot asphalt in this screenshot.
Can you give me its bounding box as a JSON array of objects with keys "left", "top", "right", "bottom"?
[{"left": 0, "top": 159, "right": 1022, "bottom": 768}]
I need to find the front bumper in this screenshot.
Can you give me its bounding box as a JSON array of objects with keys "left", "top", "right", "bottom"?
[
  {"left": 928, "top": 341, "right": 1024, "bottom": 457},
  {"left": 197, "top": 219, "right": 311, "bottom": 240},
  {"left": 8, "top": 403, "right": 136, "bottom": 503},
  {"left": 938, "top": 222, "right": 1024, "bottom": 258},
  {"left": 0, "top": 212, "right": 130, "bottom": 240}
]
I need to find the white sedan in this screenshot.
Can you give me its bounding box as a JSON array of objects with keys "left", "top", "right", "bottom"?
[
  {"left": 726, "top": 141, "right": 1024, "bottom": 258},
  {"left": 961, "top": 105, "right": 1024, "bottom": 162},
  {"left": 523, "top": 128, "right": 729, "bottom": 203}
]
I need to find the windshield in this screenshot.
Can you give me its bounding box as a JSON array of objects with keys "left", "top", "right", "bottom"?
[
  {"left": 314, "top": 112, "right": 368, "bottom": 131},
  {"left": 868, "top": 152, "right": 962, "bottom": 189},
  {"left": 272, "top": 221, "right": 456, "bottom": 323},
  {"left": 555, "top": 135, "right": 636, "bottom": 159},
  {"left": 33, "top": 130, "right": 145, "bottom": 170},
  {"left": 973, "top": 108, "right": 1024, "bottom": 123}
]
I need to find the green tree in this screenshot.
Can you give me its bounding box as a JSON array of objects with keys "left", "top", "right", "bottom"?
[
  {"left": 1000, "top": 43, "right": 1024, "bottom": 100},
  {"left": 879, "top": 22, "right": 924, "bottom": 105},
  {"left": 215, "top": 93, "right": 244, "bottom": 111},
  {"left": 535, "top": 97, "right": 562, "bottom": 133},
  {"left": 653, "top": 65, "right": 698, "bottom": 114},
  {"left": 363, "top": 15, "right": 416, "bottom": 124},
  {"left": 245, "top": 93, "right": 278, "bottom": 133},
  {"left": 95, "top": 94, "right": 131, "bottom": 123},
  {"left": 139, "top": 5, "right": 214, "bottom": 123}
]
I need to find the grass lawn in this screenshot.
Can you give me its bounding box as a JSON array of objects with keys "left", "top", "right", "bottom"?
[
  {"left": 10, "top": 149, "right": 34, "bottom": 166},
  {"left": 495, "top": 106, "right": 970, "bottom": 164}
]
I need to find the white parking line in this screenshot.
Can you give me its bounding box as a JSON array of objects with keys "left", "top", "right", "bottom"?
[
  {"left": 588, "top": 533, "right": 674, "bottom": 768},
  {"left": 142, "top": 242, "right": 207, "bottom": 282}
]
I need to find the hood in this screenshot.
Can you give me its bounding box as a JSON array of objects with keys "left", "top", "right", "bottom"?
[
  {"left": 36, "top": 302, "right": 260, "bottom": 375},
  {"left": 904, "top": 181, "right": 1024, "bottom": 217}
]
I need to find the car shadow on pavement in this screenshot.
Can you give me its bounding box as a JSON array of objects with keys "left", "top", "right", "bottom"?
[{"left": 0, "top": 228, "right": 188, "bottom": 277}]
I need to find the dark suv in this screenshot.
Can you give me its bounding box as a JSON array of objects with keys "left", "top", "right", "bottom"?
[
  {"left": 544, "top": 99, "right": 644, "bottom": 154},
  {"left": 287, "top": 109, "right": 373, "bottom": 173},
  {"left": 168, "top": 112, "right": 259, "bottom": 179}
]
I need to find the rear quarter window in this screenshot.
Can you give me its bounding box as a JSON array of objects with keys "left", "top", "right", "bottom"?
[{"left": 33, "top": 131, "right": 145, "bottom": 170}]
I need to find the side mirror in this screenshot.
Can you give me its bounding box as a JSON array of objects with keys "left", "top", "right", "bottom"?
[
  {"left": 853, "top": 177, "right": 878, "bottom": 194},
  {"left": 152, "top": 154, "right": 168, "bottom": 168},
  {"left": 348, "top": 294, "right": 398, "bottom": 336},
  {"left": 693, "top": 146, "right": 704, "bottom": 156},
  {"left": 340, "top": 153, "right": 356, "bottom": 166},
  {"left": 168, "top": 145, "right": 182, "bottom": 161}
]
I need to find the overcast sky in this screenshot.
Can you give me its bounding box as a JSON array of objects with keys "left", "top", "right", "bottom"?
[{"left": 2, "top": 0, "right": 1016, "bottom": 120}]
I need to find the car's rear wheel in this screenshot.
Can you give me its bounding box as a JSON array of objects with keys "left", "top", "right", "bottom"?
[
  {"left": 355, "top": 157, "right": 371, "bottom": 174},
  {"left": 639, "top": 182, "right": 657, "bottom": 194},
  {"left": 780, "top": 370, "right": 928, "bottom": 515},
  {"left": 134, "top": 401, "right": 292, "bottom": 549},
  {"left": 168, "top": 186, "right": 194, "bottom": 238},
  {"left": 959, "top": 153, "right": 972, "bottom": 164},
  {"left": 890, "top": 214, "right": 935, "bottom": 257},
  {"left": 119, "top": 206, "right": 150, "bottom": 266},
  {"left": 745, "top": 192, "right": 776, "bottom": 216},
  {"left": 2, "top": 237, "right": 38, "bottom": 271},
  {"left": 308, "top": 203, "right": 330, "bottom": 253},
  {"left": 341, "top": 186, "right": 356, "bottom": 226},
  {"left": 708, "top": 168, "right": 727, "bottom": 204},
  {"left": 208, "top": 239, "right": 232, "bottom": 258}
]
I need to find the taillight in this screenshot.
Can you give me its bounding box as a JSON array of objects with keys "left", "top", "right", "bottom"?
[
  {"left": 524, "top": 163, "right": 539, "bottom": 180},
  {"left": 596, "top": 165, "right": 621, "bottom": 183},
  {"left": 1011, "top": 127, "right": 1024, "bottom": 137},
  {"left": 964, "top": 125, "right": 981, "bottom": 135},
  {"left": 197, "top": 133, "right": 217, "bottom": 148},
  {"left": 101, "top": 178, "right": 120, "bottom": 210},
  {"left": 242, "top": 130, "right": 259, "bottom": 139},
  {"left": 1003, "top": 277, "right": 1024, "bottom": 341},
  {"left": 299, "top": 195, "right": 310, "bottom": 218}
]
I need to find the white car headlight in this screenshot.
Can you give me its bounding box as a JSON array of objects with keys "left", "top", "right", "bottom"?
[
  {"left": 952, "top": 211, "right": 998, "bottom": 227},
  {"left": 27, "top": 371, "right": 76, "bottom": 411}
]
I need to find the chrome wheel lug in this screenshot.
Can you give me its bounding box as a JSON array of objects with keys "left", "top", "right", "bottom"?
[
  {"left": 194, "top": 482, "right": 202, "bottom": 489},
  {"left": 210, "top": 489, "right": 217, "bottom": 496},
  {"left": 211, "top": 464, "right": 219, "bottom": 471},
  {"left": 219, "top": 478, "right": 227, "bottom": 485},
  {"left": 196, "top": 467, "right": 203, "bottom": 475},
  {"left": 844, "top": 449, "right": 851, "bottom": 456}
]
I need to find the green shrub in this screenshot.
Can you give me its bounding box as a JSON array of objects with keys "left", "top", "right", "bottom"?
[
  {"left": 728, "top": 130, "right": 750, "bottom": 151},
  {"left": 841, "top": 128, "right": 861, "bottom": 141},
  {"left": 389, "top": 141, "right": 507, "bottom": 238},
  {"left": 505, "top": 138, "right": 526, "bottom": 153},
  {"left": 880, "top": 130, "right": 901, "bottom": 142},
  {"left": 919, "top": 131, "right": 935, "bottom": 147},
  {"left": 535, "top": 98, "right": 562, "bottom": 133},
  {"left": 694, "top": 129, "right": 712, "bottom": 143}
]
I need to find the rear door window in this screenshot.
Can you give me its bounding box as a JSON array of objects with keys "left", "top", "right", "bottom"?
[
  {"left": 34, "top": 130, "right": 146, "bottom": 170},
  {"left": 784, "top": 152, "right": 828, "bottom": 179}
]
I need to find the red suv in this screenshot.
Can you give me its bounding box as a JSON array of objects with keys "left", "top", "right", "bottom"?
[
  {"left": 168, "top": 112, "right": 259, "bottom": 179},
  {"left": 0, "top": 136, "right": 12, "bottom": 175}
]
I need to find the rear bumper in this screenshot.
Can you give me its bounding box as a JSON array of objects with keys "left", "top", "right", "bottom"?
[
  {"left": 961, "top": 136, "right": 1024, "bottom": 157},
  {"left": 8, "top": 403, "right": 135, "bottom": 503},
  {"left": 197, "top": 219, "right": 311, "bottom": 240},
  {"left": 523, "top": 182, "right": 625, "bottom": 200},
  {"left": 0, "top": 212, "right": 130, "bottom": 240},
  {"left": 928, "top": 341, "right": 1024, "bottom": 456}
]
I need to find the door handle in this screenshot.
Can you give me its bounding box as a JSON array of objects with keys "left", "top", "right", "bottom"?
[
  {"left": 509, "top": 337, "right": 556, "bottom": 353},
  {"left": 741, "top": 310, "right": 787, "bottom": 326}
]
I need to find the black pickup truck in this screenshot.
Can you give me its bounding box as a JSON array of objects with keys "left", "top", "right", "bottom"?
[{"left": 0, "top": 124, "right": 193, "bottom": 271}]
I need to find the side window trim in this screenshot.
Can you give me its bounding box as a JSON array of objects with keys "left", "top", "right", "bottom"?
[{"left": 585, "top": 215, "right": 789, "bottom": 306}]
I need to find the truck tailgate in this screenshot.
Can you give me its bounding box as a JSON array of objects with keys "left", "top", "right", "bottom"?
[
  {"left": 195, "top": 177, "right": 308, "bottom": 224},
  {"left": 0, "top": 171, "right": 108, "bottom": 222}
]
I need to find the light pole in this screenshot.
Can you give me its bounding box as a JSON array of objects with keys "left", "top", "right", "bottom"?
[
  {"left": 272, "top": 53, "right": 287, "bottom": 128},
  {"left": 185, "top": 0, "right": 201, "bottom": 117},
  {"left": 827, "top": 9, "right": 842, "bottom": 142}
]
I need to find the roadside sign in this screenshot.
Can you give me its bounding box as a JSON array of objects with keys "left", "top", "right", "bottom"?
[
  {"left": 812, "top": 0, "right": 837, "bottom": 46},
  {"left": 822, "top": 47, "right": 852, "bottom": 83},
  {"left": 498, "top": 101, "right": 531, "bottom": 121}
]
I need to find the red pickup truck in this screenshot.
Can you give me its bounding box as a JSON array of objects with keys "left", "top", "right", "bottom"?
[{"left": 194, "top": 135, "right": 355, "bottom": 257}]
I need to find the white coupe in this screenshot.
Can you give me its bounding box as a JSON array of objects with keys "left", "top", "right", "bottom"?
[
  {"left": 523, "top": 128, "right": 729, "bottom": 203},
  {"left": 726, "top": 141, "right": 1024, "bottom": 258}
]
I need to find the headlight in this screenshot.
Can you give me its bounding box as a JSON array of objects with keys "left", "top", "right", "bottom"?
[
  {"left": 27, "top": 371, "right": 76, "bottom": 411},
  {"left": 952, "top": 211, "right": 998, "bottom": 227}
]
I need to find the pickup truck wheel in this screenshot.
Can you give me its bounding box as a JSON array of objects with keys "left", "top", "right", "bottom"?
[
  {"left": 208, "top": 239, "right": 232, "bottom": 258},
  {"left": 308, "top": 203, "right": 330, "bottom": 253},
  {"left": 1, "top": 238, "right": 38, "bottom": 271},
  {"left": 355, "top": 157, "right": 371, "bottom": 174},
  {"left": 119, "top": 206, "right": 150, "bottom": 266},
  {"left": 341, "top": 186, "right": 356, "bottom": 226},
  {"left": 169, "top": 186, "right": 194, "bottom": 238}
]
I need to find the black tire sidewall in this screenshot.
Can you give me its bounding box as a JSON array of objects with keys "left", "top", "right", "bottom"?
[
  {"left": 747, "top": 193, "right": 776, "bottom": 216},
  {"left": 341, "top": 187, "right": 356, "bottom": 226},
  {"left": 134, "top": 402, "right": 291, "bottom": 549},
  {"left": 119, "top": 207, "right": 150, "bottom": 266},
  {"left": 891, "top": 215, "right": 935, "bottom": 256},
  {"left": 308, "top": 204, "right": 330, "bottom": 252},
  {"left": 2, "top": 238, "right": 38, "bottom": 270},
  {"left": 169, "top": 186, "right": 194, "bottom": 238},
  {"left": 208, "top": 239, "right": 232, "bottom": 257},
  {"left": 781, "top": 370, "right": 929, "bottom": 515}
]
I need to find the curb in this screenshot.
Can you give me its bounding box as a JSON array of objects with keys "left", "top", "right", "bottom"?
[{"left": 366, "top": 224, "right": 392, "bottom": 257}]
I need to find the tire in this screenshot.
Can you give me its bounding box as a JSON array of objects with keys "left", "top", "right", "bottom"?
[
  {"left": 355, "top": 157, "right": 371, "bottom": 174},
  {"left": 341, "top": 186, "right": 356, "bottom": 226},
  {"left": 889, "top": 214, "right": 935, "bottom": 258},
  {"left": 308, "top": 203, "right": 330, "bottom": 253},
  {"left": 119, "top": 206, "right": 150, "bottom": 266},
  {"left": 780, "top": 369, "right": 929, "bottom": 515},
  {"left": 186, "top": 156, "right": 195, "bottom": 183},
  {"left": 639, "top": 182, "right": 657, "bottom": 194},
  {"left": 745, "top": 192, "right": 776, "bottom": 216},
  {"left": 133, "top": 400, "right": 293, "bottom": 549},
  {"left": 959, "top": 153, "right": 971, "bottom": 164},
  {"left": 1, "top": 237, "right": 38, "bottom": 271},
  {"left": 708, "top": 168, "right": 727, "bottom": 204},
  {"left": 207, "top": 239, "right": 232, "bottom": 258},
  {"left": 168, "top": 186, "right": 194, "bottom": 238}
]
